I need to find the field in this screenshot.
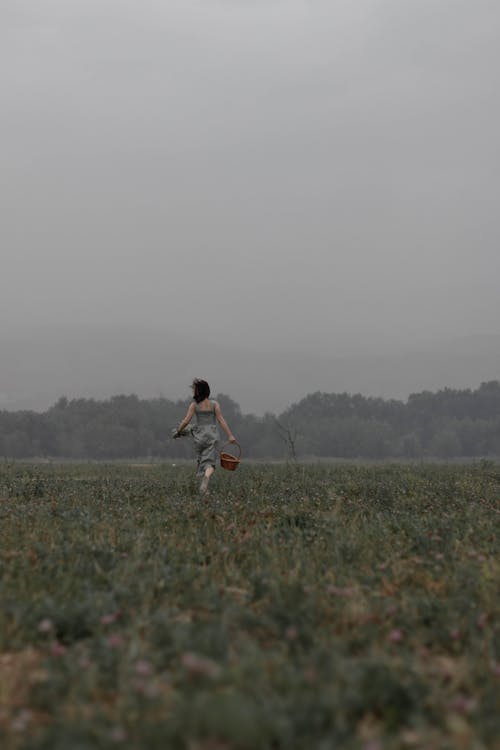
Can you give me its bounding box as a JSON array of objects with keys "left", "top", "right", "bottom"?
[{"left": 0, "top": 462, "right": 499, "bottom": 750}]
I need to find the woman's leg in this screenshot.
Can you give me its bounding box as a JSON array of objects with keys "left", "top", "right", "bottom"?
[{"left": 199, "top": 465, "right": 214, "bottom": 495}]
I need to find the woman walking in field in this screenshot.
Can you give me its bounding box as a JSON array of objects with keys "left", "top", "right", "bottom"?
[{"left": 174, "top": 379, "right": 237, "bottom": 495}]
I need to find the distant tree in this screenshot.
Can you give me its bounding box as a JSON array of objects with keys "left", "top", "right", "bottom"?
[
  {"left": 397, "top": 432, "right": 423, "bottom": 459},
  {"left": 429, "top": 429, "right": 461, "bottom": 459},
  {"left": 1, "top": 381, "right": 500, "bottom": 459},
  {"left": 2, "top": 430, "right": 32, "bottom": 458}
]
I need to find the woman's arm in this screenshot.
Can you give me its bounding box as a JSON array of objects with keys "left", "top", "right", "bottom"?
[
  {"left": 176, "top": 402, "right": 196, "bottom": 435},
  {"left": 214, "top": 401, "right": 236, "bottom": 442}
]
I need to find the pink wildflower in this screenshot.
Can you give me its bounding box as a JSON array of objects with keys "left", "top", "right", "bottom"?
[
  {"left": 285, "top": 626, "right": 298, "bottom": 641},
  {"left": 100, "top": 613, "right": 119, "bottom": 626},
  {"left": 50, "top": 641, "right": 67, "bottom": 656},
  {"left": 109, "top": 726, "right": 127, "bottom": 742},
  {"left": 451, "top": 695, "right": 476, "bottom": 715},
  {"left": 388, "top": 629, "right": 404, "bottom": 643},
  {"left": 477, "top": 612, "right": 488, "bottom": 630},
  {"left": 134, "top": 679, "right": 160, "bottom": 698},
  {"left": 107, "top": 633, "right": 124, "bottom": 649},
  {"left": 134, "top": 660, "right": 153, "bottom": 677},
  {"left": 181, "top": 652, "right": 220, "bottom": 678}
]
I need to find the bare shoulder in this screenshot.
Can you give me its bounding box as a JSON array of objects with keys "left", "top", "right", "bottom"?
[
  {"left": 187, "top": 401, "right": 196, "bottom": 414},
  {"left": 213, "top": 400, "right": 221, "bottom": 412}
]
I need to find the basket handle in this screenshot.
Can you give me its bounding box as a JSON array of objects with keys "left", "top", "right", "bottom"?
[{"left": 220, "top": 440, "right": 241, "bottom": 459}]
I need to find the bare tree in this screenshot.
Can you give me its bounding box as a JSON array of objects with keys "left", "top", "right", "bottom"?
[{"left": 274, "top": 419, "right": 299, "bottom": 462}]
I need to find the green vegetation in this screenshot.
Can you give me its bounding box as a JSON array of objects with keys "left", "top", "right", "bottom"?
[
  {"left": 1, "top": 462, "right": 499, "bottom": 749},
  {"left": 2, "top": 381, "right": 500, "bottom": 459}
]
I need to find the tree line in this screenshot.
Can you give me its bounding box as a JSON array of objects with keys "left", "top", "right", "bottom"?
[{"left": 1, "top": 381, "right": 500, "bottom": 460}]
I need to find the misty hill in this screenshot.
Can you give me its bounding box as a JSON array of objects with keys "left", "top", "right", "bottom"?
[{"left": 1, "top": 327, "right": 500, "bottom": 415}]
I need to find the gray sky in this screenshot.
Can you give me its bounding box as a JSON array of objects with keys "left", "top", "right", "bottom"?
[{"left": 1, "top": 0, "right": 500, "bottom": 410}]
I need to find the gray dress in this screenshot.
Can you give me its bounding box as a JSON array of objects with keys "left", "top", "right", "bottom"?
[{"left": 192, "top": 401, "right": 219, "bottom": 476}]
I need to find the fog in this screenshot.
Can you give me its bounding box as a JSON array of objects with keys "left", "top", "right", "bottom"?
[{"left": 2, "top": 0, "right": 499, "bottom": 413}]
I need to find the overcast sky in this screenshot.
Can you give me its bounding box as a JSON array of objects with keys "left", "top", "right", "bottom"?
[{"left": 1, "top": 0, "right": 499, "bottom": 408}]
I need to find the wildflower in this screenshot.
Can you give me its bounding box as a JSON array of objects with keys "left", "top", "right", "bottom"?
[
  {"left": 100, "top": 612, "right": 119, "bottom": 626},
  {"left": 327, "top": 585, "right": 353, "bottom": 597},
  {"left": 37, "top": 618, "right": 54, "bottom": 634},
  {"left": 134, "top": 679, "right": 160, "bottom": 698},
  {"left": 388, "top": 629, "right": 404, "bottom": 643},
  {"left": 303, "top": 666, "right": 317, "bottom": 683},
  {"left": 285, "top": 626, "right": 298, "bottom": 641},
  {"left": 50, "top": 641, "right": 67, "bottom": 656},
  {"left": 134, "top": 660, "right": 153, "bottom": 677},
  {"left": 181, "top": 652, "right": 220, "bottom": 678},
  {"left": 107, "top": 634, "right": 124, "bottom": 649},
  {"left": 476, "top": 612, "right": 488, "bottom": 630},
  {"left": 109, "top": 726, "right": 127, "bottom": 742},
  {"left": 451, "top": 695, "right": 476, "bottom": 715},
  {"left": 11, "top": 709, "right": 33, "bottom": 732}
]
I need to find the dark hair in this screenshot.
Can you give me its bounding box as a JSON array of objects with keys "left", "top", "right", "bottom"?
[{"left": 192, "top": 379, "right": 210, "bottom": 403}]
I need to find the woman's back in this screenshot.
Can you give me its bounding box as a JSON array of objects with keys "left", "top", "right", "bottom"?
[{"left": 194, "top": 399, "right": 217, "bottom": 426}]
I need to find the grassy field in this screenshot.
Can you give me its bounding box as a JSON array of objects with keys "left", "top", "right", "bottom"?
[{"left": 0, "top": 461, "right": 499, "bottom": 750}]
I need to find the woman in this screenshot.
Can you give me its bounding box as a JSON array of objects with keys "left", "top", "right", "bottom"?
[{"left": 174, "top": 379, "right": 237, "bottom": 494}]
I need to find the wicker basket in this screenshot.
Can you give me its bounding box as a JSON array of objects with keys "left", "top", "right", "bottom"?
[{"left": 220, "top": 441, "right": 241, "bottom": 471}]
